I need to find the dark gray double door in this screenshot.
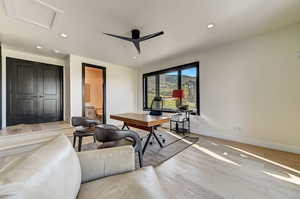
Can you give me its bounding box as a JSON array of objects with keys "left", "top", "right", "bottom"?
[{"left": 7, "top": 57, "right": 63, "bottom": 126}]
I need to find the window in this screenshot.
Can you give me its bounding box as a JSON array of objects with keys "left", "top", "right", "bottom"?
[
  {"left": 143, "top": 62, "right": 199, "bottom": 114},
  {"left": 146, "top": 76, "right": 156, "bottom": 107},
  {"left": 159, "top": 71, "right": 178, "bottom": 109},
  {"left": 181, "top": 68, "right": 197, "bottom": 112}
]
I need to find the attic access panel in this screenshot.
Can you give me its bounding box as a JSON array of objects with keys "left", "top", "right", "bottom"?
[{"left": 3, "top": 0, "right": 63, "bottom": 29}]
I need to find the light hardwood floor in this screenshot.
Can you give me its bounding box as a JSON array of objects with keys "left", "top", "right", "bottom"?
[
  {"left": 1, "top": 122, "right": 299, "bottom": 198},
  {"left": 0, "top": 121, "right": 71, "bottom": 136},
  {"left": 157, "top": 130, "right": 300, "bottom": 199}
]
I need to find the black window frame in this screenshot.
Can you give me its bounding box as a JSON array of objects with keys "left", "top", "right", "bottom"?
[{"left": 143, "top": 61, "right": 200, "bottom": 115}]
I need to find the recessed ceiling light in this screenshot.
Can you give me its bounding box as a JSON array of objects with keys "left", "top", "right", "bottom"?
[
  {"left": 60, "top": 33, "right": 68, "bottom": 38},
  {"left": 36, "top": 45, "right": 43, "bottom": 49},
  {"left": 207, "top": 23, "right": 215, "bottom": 29},
  {"left": 132, "top": 56, "right": 137, "bottom": 59},
  {"left": 53, "top": 49, "right": 60, "bottom": 53}
]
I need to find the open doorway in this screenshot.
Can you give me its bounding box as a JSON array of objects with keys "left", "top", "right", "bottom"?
[{"left": 82, "top": 63, "right": 106, "bottom": 124}]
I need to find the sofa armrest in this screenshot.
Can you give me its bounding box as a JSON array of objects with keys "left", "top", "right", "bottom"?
[{"left": 77, "top": 145, "right": 135, "bottom": 183}]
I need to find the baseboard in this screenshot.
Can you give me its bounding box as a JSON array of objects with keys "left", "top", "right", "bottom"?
[{"left": 191, "top": 128, "right": 300, "bottom": 155}]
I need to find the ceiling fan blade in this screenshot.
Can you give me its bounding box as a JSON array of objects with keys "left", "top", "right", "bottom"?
[
  {"left": 139, "top": 31, "right": 164, "bottom": 42},
  {"left": 133, "top": 41, "right": 141, "bottom": 54},
  {"left": 103, "top": 33, "right": 132, "bottom": 42}
]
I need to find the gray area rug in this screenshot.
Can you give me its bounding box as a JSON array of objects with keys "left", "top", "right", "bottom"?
[{"left": 69, "top": 129, "right": 198, "bottom": 168}]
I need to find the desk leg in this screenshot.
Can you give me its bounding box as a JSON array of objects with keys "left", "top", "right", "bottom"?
[
  {"left": 142, "top": 131, "right": 152, "bottom": 154},
  {"left": 142, "top": 127, "right": 164, "bottom": 154},
  {"left": 121, "top": 122, "right": 130, "bottom": 130}
]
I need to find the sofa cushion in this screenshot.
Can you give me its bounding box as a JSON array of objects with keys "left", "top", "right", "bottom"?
[
  {"left": 0, "top": 134, "right": 81, "bottom": 199},
  {"left": 78, "top": 145, "right": 135, "bottom": 183},
  {"left": 77, "top": 166, "right": 170, "bottom": 199}
]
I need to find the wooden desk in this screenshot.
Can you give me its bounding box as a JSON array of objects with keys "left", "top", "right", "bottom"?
[{"left": 110, "top": 113, "right": 170, "bottom": 154}]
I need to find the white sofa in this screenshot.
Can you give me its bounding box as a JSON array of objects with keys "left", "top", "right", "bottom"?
[{"left": 0, "top": 135, "right": 170, "bottom": 199}]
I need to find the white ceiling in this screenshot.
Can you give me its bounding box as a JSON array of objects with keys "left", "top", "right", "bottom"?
[{"left": 1, "top": 0, "right": 300, "bottom": 67}]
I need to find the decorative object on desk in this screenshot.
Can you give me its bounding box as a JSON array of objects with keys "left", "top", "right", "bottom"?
[
  {"left": 172, "top": 89, "right": 189, "bottom": 110},
  {"left": 149, "top": 96, "right": 164, "bottom": 116}
]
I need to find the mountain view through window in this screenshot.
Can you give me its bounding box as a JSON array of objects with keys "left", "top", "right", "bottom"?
[{"left": 143, "top": 62, "right": 199, "bottom": 114}]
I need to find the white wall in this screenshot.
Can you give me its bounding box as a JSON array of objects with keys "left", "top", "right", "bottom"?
[
  {"left": 64, "top": 56, "right": 71, "bottom": 122},
  {"left": 138, "top": 24, "right": 300, "bottom": 154},
  {"left": 0, "top": 46, "right": 138, "bottom": 127},
  {"left": 68, "top": 54, "right": 138, "bottom": 125},
  {"left": 1, "top": 46, "right": 67, "bottom": 128}
]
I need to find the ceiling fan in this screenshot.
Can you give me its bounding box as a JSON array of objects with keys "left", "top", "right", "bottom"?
[{"left": 104, "top": 29, "right": 164, "bottom": 54}]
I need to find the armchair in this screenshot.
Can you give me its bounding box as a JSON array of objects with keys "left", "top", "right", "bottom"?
[
  {"left": 71, "top": 116, "right": 101, "bottom": 127},
  {"left": 95, "top": 124, "right": 143, "bottom": 167},
  {"left": 71, "top": 117, "right": 101, "bottom": 151}
]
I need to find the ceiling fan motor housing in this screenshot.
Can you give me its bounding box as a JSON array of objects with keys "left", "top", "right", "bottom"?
[
  {"left": 132, "top": 29, "right": 140, "bottom": 39},
  {"left": 104, "top": 29, "right": 163, "bottom": 53}
]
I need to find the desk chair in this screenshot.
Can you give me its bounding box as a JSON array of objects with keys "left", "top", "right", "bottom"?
[
  {"left": 150, "top": 96, "right": 163, "bottom": 116},
  {"left": 149, "top": 96, "right": 166, "bottom": 144},
  {"left": 95, "top": 124, "right": 143, "bottom": 167}
]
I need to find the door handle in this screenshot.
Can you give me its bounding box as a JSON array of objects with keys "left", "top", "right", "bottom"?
[{"left": 39, "top": 95, "right": 44, "bottom": 98}]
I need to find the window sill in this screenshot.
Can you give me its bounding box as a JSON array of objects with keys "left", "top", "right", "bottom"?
[{"left": 143, "top": 108, "right": 199, "bottom": 115}]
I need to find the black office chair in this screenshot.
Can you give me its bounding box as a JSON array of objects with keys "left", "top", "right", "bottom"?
[
  {"left": 95, "top": 124, "right": 143, "bottom": 168},
  {"left": 150, "top": 96, "right": 163, "bottom": 116},
  {"left": 149, "top": 96, "right": 166, "bottom": 144}
]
